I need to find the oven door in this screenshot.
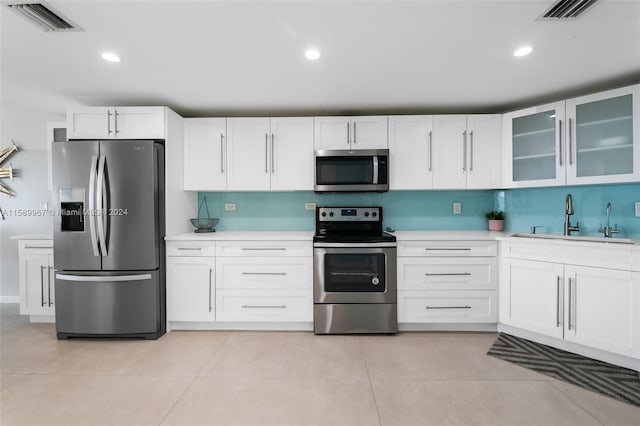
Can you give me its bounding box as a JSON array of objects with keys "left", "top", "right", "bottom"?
[{"left": 313, "top": 245, "right": 397, "bottom": 304}]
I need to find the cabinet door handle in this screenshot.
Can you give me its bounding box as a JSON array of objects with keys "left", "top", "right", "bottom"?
[
  {"left": 107, "top": 110, "right": 112, "bottom": 134},
  {"left": 558, "top": 119, "right": 563, "bottom": 166},
  {"left": 462, "top": 131, "right": 467, "bottom": 171},
  {"left": 241, "top": 272, "right": 287, "bottom": 276},
  {"left": 353, "top": 122, "right": 357, "bottom": 144},
  {"left": 568, "top": 118, "right": 573, "bottom": 166},
  {"left": 241, "top": 305, "right": 286, "bottom": 309},
  {"left": 47, "top": 265, "right": 53, "bottom": 307},
  {"left": 347, "top": 122, "right": 350, "bottom": 145},
  {"left": 567, "top": 277, "right": 573, "bottom": 330},
  {"left": 469, "top": 130, "right": 474, "bottom": 171},
  {"left": 114, "top": 110, "right": 120, "bottom": 134},
  {"left": 425, "top": 305, "right": 471, "bottom": 310},
  {"left": 40, "top": 265, "right": 45, "bottom": 307},
  {"left": 177, "top": 247, "right": 201, "bottom": 251},
  {"left": 425, "top": 272, "right": 471, "bottom": 276},
  {"left": 271, "top": 133, "right": 275, "bottom": 174},
  {"left": 220, "top": 134, "right": 225, "bottom": 173},
  {"left": 556, "top": 276, "right": 561, "bottom": 327},
  {"left": 425, "top": 248, "right": 471, "bottom": 251},
  {"left": 265, "top": 133, "right": 269, "bottom": 173},
  {"left": 25, "top": 246, "right": 53, "bottom": 249},
  {"left": 241, "top": 247, "right": 286, "bottom": 251},
  {"left": 428, "top": 131, "right": 433, "bottom": 172},
  {"left": 208, "top": 268, "right": 213, "bottom": 313}
]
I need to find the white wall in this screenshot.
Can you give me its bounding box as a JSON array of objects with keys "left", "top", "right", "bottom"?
[{"left": 0, "top": 105, "right": 63, "bottom": 300}]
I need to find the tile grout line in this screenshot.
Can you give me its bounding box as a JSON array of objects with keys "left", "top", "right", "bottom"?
[
  {"left": 157, "top": 331, "right": 232, "bottom": 425},
  {"left": 157, "top": 375, "right": 199, "bottom": 426},
  {"left": 358, "top": 336, "right": 384, "bottom": 426},
  {"left": 549, "top": 381, "right": 605, "bottom": 426}
]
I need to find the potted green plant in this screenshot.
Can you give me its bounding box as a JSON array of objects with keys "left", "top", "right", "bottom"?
[{"left": 485, "top": 210, "right": 505, "bottom": 231}]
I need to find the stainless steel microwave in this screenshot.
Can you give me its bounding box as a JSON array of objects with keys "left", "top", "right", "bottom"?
[{"left": 314, "top": 149, "right": 389, "bottom": 192}]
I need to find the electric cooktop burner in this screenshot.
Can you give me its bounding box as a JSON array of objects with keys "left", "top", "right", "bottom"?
[{"left": 313, "top": 206, "right": 396, "bottom": 244}]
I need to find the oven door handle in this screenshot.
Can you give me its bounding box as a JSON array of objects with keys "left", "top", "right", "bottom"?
[
  {"left": 372, "top": 155, "right": 379, "bottom": 184},
  {"left": 313, "top": 242, "right": 397, "bottom": 248}
]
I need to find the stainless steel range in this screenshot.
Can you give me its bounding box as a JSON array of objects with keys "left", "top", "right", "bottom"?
[{"left": 313, "top": 206, "right": 397, "bottom": 334}]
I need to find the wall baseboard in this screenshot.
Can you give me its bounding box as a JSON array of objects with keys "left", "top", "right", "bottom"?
[{"left": 0, "top": 296, "right": 20, "bottom": 303}]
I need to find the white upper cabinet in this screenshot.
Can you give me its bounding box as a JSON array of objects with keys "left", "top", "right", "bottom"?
[
  {"left": 389, "top": 115, "right": 501, "bottom": 190},
  {"left": 503, "top": 84, "right": 640, "bottom": 188},
  {"left": 565, "top": 85, "right": 640, "bottom": 185},
  {"left": 67, "top": 107, "right": 165, "bottom": 140},
  {"left": 432, "top": 115, "right": 502, "bottom": 189},
  {"left": 465, "top": 115, "right": 503, "bottom": 189},
  {"left": 184, "top": 118, "right": 227, "bottom": 191},
  {"left": 314, "top": 116, "right": 388, "bottom": 149},
  {"left": 227, "top": 117, "right": 314, "bottom": 191},
  {"left": 269, "top": 117, "right": 314, "bottom": 191},
  {"left": 503, "top": 102, "right": 566, "bottom": 188},
  {"left": 388, "top": 115, "right": 434, "bottom": 190}
]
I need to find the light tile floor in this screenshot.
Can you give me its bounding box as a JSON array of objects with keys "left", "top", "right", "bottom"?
[{"left": 1, "top": 303, "right": 639, "bottom": 426}]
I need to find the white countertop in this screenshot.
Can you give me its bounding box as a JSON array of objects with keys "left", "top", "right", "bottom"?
[
  {"left": 393, "top": 231, "right": 506, "bottom": 241},
  {"left": 166, "top": 231, "right": 314, "bottom": 241},
  {"left": 10, "top": 235, "right": 53, "bottom": 240}
]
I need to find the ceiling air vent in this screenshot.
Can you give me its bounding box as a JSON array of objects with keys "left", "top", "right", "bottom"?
[
  {"left": 5, "top": 2, "right": 82, "bottom": 31},
  {"left": 540, "top": 0, "right": 599, "bottom": 19}
]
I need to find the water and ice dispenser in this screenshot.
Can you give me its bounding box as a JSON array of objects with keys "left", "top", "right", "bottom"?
[{"left": 59, "top": 188, "right": 84, "bottom": 232}]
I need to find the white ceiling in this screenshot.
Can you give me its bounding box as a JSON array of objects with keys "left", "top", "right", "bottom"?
[{"left": 2, "top": 0, "right": 640, "bottom": 117}]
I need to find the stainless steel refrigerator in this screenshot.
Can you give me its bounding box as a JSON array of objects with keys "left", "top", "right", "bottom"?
[{"left": 52, "top": 140, "right": 165, "bottom": 339}]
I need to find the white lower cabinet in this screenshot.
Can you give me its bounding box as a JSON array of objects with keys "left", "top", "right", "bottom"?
[
  {"left": 397, "top": 240, "right": 498, "bottom": 325},
  {"left": 500, "top": 239, "right": 639, "bottom": 359},
  {"left": 215, "top": 244, "right": 313, "bottom": 323},
  {"left": 19, "top": 241, "right": 55, "bottom": 320},
  {"left": 166, "top": 243, "right": 215, "bottom": 322}
]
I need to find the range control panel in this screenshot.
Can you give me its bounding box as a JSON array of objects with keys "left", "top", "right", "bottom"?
[{"left": 317, "top": 207, "right": 381, "bottom": 222}]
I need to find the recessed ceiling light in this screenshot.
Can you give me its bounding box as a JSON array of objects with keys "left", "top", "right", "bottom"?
[
  {"left": 513, "top": 46, "right": 533, "bottom": 57},
  {"left": 305, "top": 48, "right": 321, "bottom": 61},
  {"left": 101, "top": 52, "right": 121, "bottom": 63}
]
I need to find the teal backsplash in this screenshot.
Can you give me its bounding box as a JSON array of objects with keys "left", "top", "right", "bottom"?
[
  {"left": 199, "top": 183, "right": 640, "bottom": 237},
  {"left": 198, "top": 190, "right": 494, "bottom": 231},
  {"left": 497, "top": 183, "right": 640, "bottom": 238}
]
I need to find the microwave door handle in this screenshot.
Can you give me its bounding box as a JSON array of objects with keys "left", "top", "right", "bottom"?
[{"left": 372, "top": 155, "right": 379, "bottom": 184}]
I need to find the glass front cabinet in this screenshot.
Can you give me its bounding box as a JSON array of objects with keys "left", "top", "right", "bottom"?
[{"left": 503, "top": 85, "right": 639, "bottom": 187}]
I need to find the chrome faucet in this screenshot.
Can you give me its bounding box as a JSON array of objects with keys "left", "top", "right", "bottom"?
[
  {"left": 598, "top": 202, "right": 619, "bottom": 238},
  {"left": 563, "top": 194, "right": 580, "bottom": 236}
]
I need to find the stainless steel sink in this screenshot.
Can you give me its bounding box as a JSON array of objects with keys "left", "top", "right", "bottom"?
[{"left": 510, "top": 233, "right": 636, "bottom": 245}]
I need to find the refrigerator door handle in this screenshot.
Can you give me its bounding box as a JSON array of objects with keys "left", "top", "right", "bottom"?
[
  {"left": 96, "top": 154, "right": 108, "bottom": 256},
  {"left": 56, "top": 273, "right": 152, "bottom": 282},
  {"left": 88, "top": 154, "right": 100, "bottom": 257}
]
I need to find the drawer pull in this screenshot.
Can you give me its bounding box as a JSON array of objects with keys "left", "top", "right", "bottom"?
[
  {"left": 424, "top": 248, "right": 471, "bottom": 251},
  {"left": 425, "top": 272, "right": 471, "bottom": 276},
  {"left": 425, "top": 305, "right": 472, "bottom": 310},
  {"left": 241, "top": 248, "right": 286, "bottom": 251},
  {"left": 177, "top": 247, "right": 202, "bottom": 251},
  {"left": 25, "top": 246, "right": 53, "bottom": 249},
  {"left": 241, "top": 304, "right": 287, "bottom": 309},
  {"left": 241, "top": 272, "right": 287, "bottom": 276}
]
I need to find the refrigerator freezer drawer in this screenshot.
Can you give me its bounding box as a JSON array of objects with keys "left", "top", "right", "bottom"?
[{"left": 55, "top": 270, "right": 161, "bottom": 338}]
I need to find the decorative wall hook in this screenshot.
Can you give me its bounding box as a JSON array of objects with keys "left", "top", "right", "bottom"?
[{"left": 0, "top": 140, "right": 20, "bottom": 198}]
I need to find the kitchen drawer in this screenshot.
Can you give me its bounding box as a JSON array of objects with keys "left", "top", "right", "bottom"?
[
  {"left": 398, "top": 257, "right": 497, "bottom": 290},
  {"left": 167, "top": 242, "right": 215, "bottom": 257},
  {"left": 398, "top": 241, "right": 497, "bottom": 257},
  {"left": 216, "top": 289, "right": 312, "bottom": 322},
  {"left": 216, "top": 241, "right": 312, "bottom": 257},
  {"left": 398, "top": 290, "right": 497, "bottom": 323},
  {"left": 216, "top": 257, "right": 312, "bottom": 290},
  {"left": 19, "top": 240, "right": 53, "bottom": 255}
]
